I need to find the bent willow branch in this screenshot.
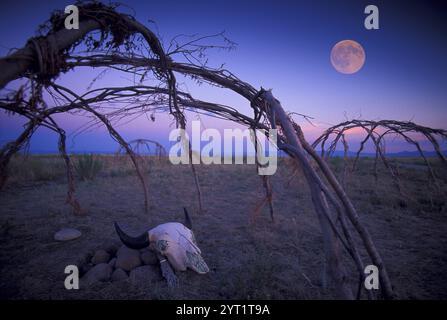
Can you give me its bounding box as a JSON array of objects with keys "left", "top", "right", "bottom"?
[{"left": 4, "top": 1, "right": 445, "bottom": 300}]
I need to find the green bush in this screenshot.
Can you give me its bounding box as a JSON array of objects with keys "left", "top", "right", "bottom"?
[{"left": 75, "top": 154, "right": 103, "bottom": 181}]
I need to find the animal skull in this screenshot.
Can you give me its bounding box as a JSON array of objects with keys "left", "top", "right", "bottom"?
[{"left": 114, "top": 208, "right": 209, "bottom": 274}]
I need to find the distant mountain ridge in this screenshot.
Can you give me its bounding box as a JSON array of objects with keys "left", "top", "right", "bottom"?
[
  {"left": 327, "top": 150, "right": 447, "bottom": 158},
  {"left": 25, "top": 149, "right": 447, "bottom": 158}
]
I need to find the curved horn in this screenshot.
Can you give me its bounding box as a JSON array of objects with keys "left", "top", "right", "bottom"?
[
  {"left": 114, "top": 222, "right": 149, "bottom": 249},
  {"left": 183, "top": 207, "right": 192, "bottom": 230}
]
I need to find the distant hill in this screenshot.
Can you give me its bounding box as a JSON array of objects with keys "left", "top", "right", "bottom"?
[
  {"left": 23, "top": 148, "right": 447, "bottom": 158},
  {"left": 327, "top": 150, "right": 447, "bottom": 158}
]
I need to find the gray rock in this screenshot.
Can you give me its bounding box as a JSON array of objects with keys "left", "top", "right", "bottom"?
[
  {"left": 82, "top": 263, "right": 112, "bottom": 285},
  {"left": 129, "top": 265, "right": 162, "bottom": 286},
  {"left": 108, "top": 257, "right": 117, "bottom": 269},
  {"left": 111, "top": 268, "right": 128, "bottom": 282},
  {"left": 91, "top": 250, "right": 110, "bottom": 265},
  {"left": 140, "top": 249, "right": 158, "bottom": 265},
  {"left": 115, "top": 245, "right": 142, "bottom": 271},
  {"left": 54, "top": 228, "right": 81, "bottom": 241},
  {"left": 105, "top": 244, "right": 119, "bottom": 256},
  {"left": 80, "top": 263, "right": 94, "bottom": 276}
]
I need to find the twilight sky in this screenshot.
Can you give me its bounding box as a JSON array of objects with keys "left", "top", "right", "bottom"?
[{"left": 0, "top": 0, "right": 446, "bottom": 153}]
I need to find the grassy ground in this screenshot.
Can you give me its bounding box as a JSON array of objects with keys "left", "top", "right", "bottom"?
[{"left": 0, "top": 154, "right": 446, "bottom": 299}]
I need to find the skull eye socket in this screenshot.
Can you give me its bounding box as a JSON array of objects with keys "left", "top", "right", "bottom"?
[{"left": 155, "top": 239, "right": 169, "bottom": 252}]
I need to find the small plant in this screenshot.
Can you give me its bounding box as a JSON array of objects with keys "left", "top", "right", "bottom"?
[
  {"left": 75, "top": 154, "right": 103, "bottom": 181},
  {"left": 8, "top": 156, "right": 65, "bottom": 182}
]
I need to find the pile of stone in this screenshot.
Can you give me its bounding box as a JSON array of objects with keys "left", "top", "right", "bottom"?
[{"left": 80, "top": 245, "right": 162, "bottom": 286}]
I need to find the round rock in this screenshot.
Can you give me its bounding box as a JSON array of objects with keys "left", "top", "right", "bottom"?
[
  {"left": 91, "top": 249, "right": 111, "bottom": 265},
  {"left": 108, "top": 257, "right": 117, "bottom": 269},
  {"left": 82, "top": 263, "right": 112, "bottom": 285},
  {"left": 140, "top": 249, "right": 158, "bottom": 265},
  {"left": 105, "top": 244, "right": 119, "bottom": 256},
  {"left": 115, "top": 245, "right": 142, "bottom": 271},
  {"left": 54, "top": 228, "right": 81, "bottom": 241},
  {"left": 80, "top": 263, "right": 94, "bottom": 277},
  {"left": 111, "top": 268, "right": 128, "bottom": 282}
]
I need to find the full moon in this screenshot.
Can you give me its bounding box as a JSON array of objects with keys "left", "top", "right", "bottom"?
[{"left": 330, "top": 40, "right": 366, "bottom": 74}]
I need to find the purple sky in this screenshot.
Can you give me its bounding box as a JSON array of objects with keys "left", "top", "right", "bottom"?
[{"left": 1, "top": 0, "right": 446, "bottom": 154}]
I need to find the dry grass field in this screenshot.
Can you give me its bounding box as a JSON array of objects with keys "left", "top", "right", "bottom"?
[{"left": 0, "top": 154, "right": 446, "bottom": 299}]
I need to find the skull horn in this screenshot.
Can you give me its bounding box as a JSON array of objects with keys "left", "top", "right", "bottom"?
[
  {"left": 183, "top": 207, "right": 192, "bottom": 230},
  {"left": 114, "top": 222, "right": 149, "bottom": 249}
]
